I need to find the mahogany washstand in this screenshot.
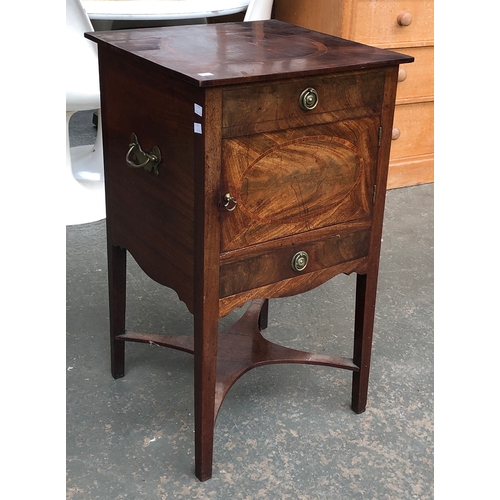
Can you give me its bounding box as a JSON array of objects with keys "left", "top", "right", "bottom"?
[{"left": 86, "top": 20, "right": 413, "bottom": 481}]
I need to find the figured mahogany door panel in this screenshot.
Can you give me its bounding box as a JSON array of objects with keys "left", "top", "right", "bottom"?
[
  {"left": 222, "top": 69, "right": 385, "bottom": 137},
  {"left": 219, "top": 227, "right": 370, "bottom": 297},
  {"left": 221, "top": 118, "right": 379, "bottom": 251}
]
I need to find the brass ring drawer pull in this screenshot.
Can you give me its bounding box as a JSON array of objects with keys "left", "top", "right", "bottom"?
[
  {"left": 291, "top": 251, "right": 309, "bottom": 272},
  {"left": 299, "top": 87, "right": 319, "bottom": 111},
  {"left": 126, "top": 133, "right": 162, "bottom": 175}
]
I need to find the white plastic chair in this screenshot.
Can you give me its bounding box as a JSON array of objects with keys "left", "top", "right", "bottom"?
[
  {"left": 66, "top": 0, "right": 106, "bottom": 226},
  {"left": 244, "top": 0, "right": 273, "bottom": 21},
  {"left": 64, "top": 0, "right": 271, "bottom": 226}
]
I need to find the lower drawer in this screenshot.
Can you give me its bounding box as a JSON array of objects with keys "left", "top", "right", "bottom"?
[{"left": 219, "top": 228, "right": 370, "bottom": 298}]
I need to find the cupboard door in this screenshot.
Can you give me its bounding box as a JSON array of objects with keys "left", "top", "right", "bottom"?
[{"left": 221, "top": 118, "right": 380, "bottom": 251}]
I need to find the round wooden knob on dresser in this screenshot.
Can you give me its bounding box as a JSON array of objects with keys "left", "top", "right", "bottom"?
[
  {"left": 392, "top": 128, "right": 401, "bottom": 140},
  {"left": 397, "top": 12, "right": 413, "bottom": 26},
  {"left": 398, "top": 68, "right": 407, "bottom": 82}
]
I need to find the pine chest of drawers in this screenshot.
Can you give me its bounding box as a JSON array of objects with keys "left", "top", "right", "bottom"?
[
  {"left": 274, "top": 0, "right": 434, "bottom": 189},
  {"left": 86, "top": 20, "right": 413, "bottom": 481}
]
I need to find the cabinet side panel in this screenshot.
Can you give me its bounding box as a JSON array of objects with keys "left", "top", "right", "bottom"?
[{"left": 98, "top": 48, "right": 201, "bottom": 311}]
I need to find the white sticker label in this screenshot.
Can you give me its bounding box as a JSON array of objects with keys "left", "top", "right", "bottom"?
[
  {"left": 194, "top": 103, "right": 203, "bottom": 116},
  {"left": 194, "top": 123, "right": 202, "bottom": 134}
]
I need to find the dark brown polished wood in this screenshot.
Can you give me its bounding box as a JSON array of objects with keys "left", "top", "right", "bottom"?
[{"left": 86, "top": 20, "right": 413, "bottom": 481}]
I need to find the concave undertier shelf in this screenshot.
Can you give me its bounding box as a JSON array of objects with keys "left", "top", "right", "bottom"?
[{"left": 117, "top": 299, "right": 359, "bottom": 419}]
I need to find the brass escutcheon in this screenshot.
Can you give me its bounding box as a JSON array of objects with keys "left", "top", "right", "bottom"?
[
  {"left": 223, "top": 193, "right": 238, "bottom": 212},
  {"left": 291, "top": 251, "right": 309, "bottom": 272}
]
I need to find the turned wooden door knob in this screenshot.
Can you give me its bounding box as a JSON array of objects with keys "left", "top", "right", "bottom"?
[{"left": 397, "top": 12, "right": 413, "bottom": 26}]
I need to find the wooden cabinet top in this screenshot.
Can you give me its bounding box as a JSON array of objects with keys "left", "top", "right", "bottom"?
[{"left": 85, "top": 20, "right": 413, "bottom": 86}]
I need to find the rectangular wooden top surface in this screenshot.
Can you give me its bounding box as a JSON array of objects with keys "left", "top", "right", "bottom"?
[{"left": 85, "top": 20, "right": 414, "bottom": 87}]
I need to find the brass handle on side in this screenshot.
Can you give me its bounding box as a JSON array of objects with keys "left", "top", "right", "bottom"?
[
  {"left": 299, "top": 88, "right": 319, "bottom": 111},
  {"left": 126, "top": 133, "right": 162, "bottom": 175},
  {"left": 397, "top": 12, "right": 413, "bottom": 26}
]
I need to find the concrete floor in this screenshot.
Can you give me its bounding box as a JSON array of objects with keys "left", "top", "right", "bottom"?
[{"left": 67, "top": 111, "right": 434, "bottom": 499}]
